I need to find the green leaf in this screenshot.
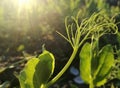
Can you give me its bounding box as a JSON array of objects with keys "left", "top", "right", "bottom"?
[
  {"left": 94, "top": 45, "right": 114, "bottom": 86},
  {"left": 79, "top": 43, "right": 92, "bottom": 84},
  {"left": 19, "top": 50, "right": 55, "bottom": 88},
  {"left": 95, "top": 78, "right": 107, "bottom": 87}
]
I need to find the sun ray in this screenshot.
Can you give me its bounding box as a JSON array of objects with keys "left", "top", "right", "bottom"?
[
  {"left": 18, "top": 0, "right": 33, "bottom": 11},
  {"left": 18, "top": 0, "right": 30, "bottom": 6}
]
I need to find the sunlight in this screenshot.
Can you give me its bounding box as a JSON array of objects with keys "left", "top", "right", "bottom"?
[
  {"left": 17, "top": 0, "right": 34, "bottom": 15},
  {"left": 18, "top": 0, "right": 33, "bottom": 11},
  {"left": 17, "top": 0, "right": 33, "bottom": 24},
  {"left": 18, "top": 0, "right": 30, "bottom": 6}
]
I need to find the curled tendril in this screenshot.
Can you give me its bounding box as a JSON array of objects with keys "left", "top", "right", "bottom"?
[{"left": 57, "top": 11, "right": 118, "bottom": 49}]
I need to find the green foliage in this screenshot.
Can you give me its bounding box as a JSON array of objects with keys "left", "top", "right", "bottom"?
[
  {"left": 117, "top": 51, "right": 120, "bottom": 78},
  {"left": 17, "top": 10, "right": 119, "bottom": 88},
  {"left": 58, "top": 11, "right": 117, "bottom": 49},
  {"left": 79, "top": 43, "right": 114, "bottom": 87},
  {"left": 16, "top": 12, "right": 119, "bottom": 88},
  {"left": 78, "top": 0, "right": 120, "bottom": 19},
  {"left": 19, "top": 50, "right": 55, "bottom": 88},
  {"left": 79, "top": 43, "right": 91, "bottom": 84},
  {"left": 109, "top": 49, "right": 120, "bottom": 80},
  {"left": 94, "top": 45, "right": 114, "bottom": 86},
  {"left": 47, "top": 11, "right": 118, "bottom": 88}
]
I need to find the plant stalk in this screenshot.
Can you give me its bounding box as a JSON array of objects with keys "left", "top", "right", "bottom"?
[
  {"left": 90, "top": 83, "right": 94, "bottom": 88},
  {"left": 90, "top": 80, "right": 94, "bottom": 88},
  {"left": 46, "top": 47, "right": 79, "bottom": 87}
]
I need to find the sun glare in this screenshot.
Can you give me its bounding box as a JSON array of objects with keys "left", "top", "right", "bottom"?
[
  {"left": 18, "top": 0, "right": 31, "bottom": 8},
  {"left": 17, "top": 0, "right": 33, "bottom": 13}
]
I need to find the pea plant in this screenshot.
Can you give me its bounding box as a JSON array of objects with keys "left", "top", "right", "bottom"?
[
  {"left": 18, "top": 11, "right": 118, "bottom": 88},
  {"left": 80, "top": 42, "right": 114, "bottom": 88}
]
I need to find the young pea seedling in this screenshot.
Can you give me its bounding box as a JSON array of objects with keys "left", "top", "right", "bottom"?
[{"left": 18, "top": 11, "right": 118, "bottom": 88}]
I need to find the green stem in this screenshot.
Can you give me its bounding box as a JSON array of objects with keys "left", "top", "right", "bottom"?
[
  {"left": 47, "top": 47, "right": 79, "bottom": 87},
  {"left": 90, "top": 80, "right": 94, "bottom": 88},
  {"left": 90, "top": 83, "right": 94, "bottom": 88}
]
